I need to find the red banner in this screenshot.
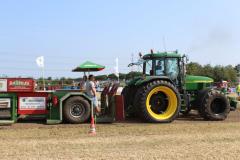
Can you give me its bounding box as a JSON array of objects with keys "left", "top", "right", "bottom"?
[{"left": 7, "top": 78, "right": 35, "bottom": 92}]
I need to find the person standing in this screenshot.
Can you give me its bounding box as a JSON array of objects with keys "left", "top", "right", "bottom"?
[
  {"left": 79, "top": 75, "right": 87, "bottom": 90},
  {"left": 85, "top": 75, "right": 101, "bottom": 113},
  {"left": 237, "top": 83, "right": 240, "bottom": 96}
]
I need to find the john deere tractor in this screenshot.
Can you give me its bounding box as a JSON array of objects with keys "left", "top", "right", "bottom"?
[{"left": 122, "top": 50, "right": 234, "bottom": 123}]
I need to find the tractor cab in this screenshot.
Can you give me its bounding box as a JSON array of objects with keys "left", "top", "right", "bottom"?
[{"left": 142, "top": 50, "right": 182, "bottom": 84}]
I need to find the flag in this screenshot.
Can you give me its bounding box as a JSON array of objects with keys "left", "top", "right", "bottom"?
[
  {"left": 36, "top": 56, "right": 44, "bottom": 68},
  {"left": 115, "top": 58, "right": 119, "bottom": 77}
]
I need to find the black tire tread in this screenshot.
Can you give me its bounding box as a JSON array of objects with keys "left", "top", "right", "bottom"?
[
  {"left": 133, "top": 80, "right": 181, "bottom": 123},
  {"left": 198, "top": 90, "right": 230, "bottom": 121}
]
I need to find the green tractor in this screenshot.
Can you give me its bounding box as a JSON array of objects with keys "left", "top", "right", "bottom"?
[{"left": 122, "top": 50, "right": 234, "bottom": 123}]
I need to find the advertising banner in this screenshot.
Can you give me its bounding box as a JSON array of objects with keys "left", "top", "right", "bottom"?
[
  {"left": 19, "top": 97, "right": 46, "bottom": 110},
  {"left": 8, "top": 78, "right": 35, "bottom": 92},
  {"left": 0, "top": 79, "right": 7, "bottom": 92}
]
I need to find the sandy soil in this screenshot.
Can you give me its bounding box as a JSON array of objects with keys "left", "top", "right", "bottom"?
[{"left": 0, "top": 110, "right": 240, "bottom": 160}]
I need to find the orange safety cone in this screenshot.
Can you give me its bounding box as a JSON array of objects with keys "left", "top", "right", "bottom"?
[{"left": 89, "top": 116, "right": 96, "bottom": 135}]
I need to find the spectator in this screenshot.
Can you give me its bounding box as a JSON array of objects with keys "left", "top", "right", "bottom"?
[
  {"left": 85, "top": 75, "right": 101, "bottom": 113},
  {"left": 237, "top": 83, "right": 240, "bottom": 96},
  {"left": 95, "top": 80, "right": 100, "bottom": 91},
  {"left": 79, "top": 75, "right": 87, "bottom": 90}
]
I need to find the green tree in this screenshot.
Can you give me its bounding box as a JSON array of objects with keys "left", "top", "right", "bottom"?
[
  {"left": 187, "top": 62, "right": 237, "bottom": 83},
  {"left": 213, "top": 65, "right": 224, "bottom": 82},
  {"left": 223, "top": 65, "right": 237, "bottom": 82},
  {"left": 186, "top": 62, "right": 202, "bottom": 75},
  {"left": 125, "top": 71, "right": 142, "bottom": 80},
  {"left": 202, "top": 64, "right": 214, "bottom": 79}
]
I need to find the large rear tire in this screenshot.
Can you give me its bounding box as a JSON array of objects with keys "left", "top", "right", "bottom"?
[
  {"left": 198, "top": 90, "right": 230, "bottom": 120},
  {"left": 134, "top": 80, "right": 181, "bottom": 123},
  {"left": 63, "top": 96, "right": 91, "bottom": 124}
]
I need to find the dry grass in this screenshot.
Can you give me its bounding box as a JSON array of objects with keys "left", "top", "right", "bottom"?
[{"left": 1, "top": 112, "right": 240, "bottom": 160}]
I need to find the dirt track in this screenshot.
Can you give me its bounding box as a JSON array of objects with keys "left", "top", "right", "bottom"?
[{"left": 0, "top": 110, "right": 240, "bottom": 160}]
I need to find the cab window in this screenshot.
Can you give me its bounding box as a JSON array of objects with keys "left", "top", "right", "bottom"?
[
  {"left": 144, "top": 60, "right": 153, "bottom": 76},
  {"left": 165, "top": 58, "right": 179, "bottom": 80},
  {"left": 155, "top": 59, "right": 165, "bottom": 76}
]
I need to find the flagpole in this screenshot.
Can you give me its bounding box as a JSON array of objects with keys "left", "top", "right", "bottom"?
[
  {"left": 36, "top": 56, "right": 45, "bottom": 91},
  {"left": 42, "top": 67, "right": 46, "bottom": 91},
  {"left": 115, "top": 58, "right": 119, "bottom": 82}
]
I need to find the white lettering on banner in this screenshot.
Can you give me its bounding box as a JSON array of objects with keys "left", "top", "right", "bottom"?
[
  {"left": 0, "top": 79, "right": 7, "bottom": 92},
  {"left": 19, "top": 97, "right": 46, "bottom": 110}
]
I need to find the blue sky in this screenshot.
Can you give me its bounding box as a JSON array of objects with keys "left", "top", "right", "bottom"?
[{"left": 0, "top": 0, "right": 239, "bottom": 78}]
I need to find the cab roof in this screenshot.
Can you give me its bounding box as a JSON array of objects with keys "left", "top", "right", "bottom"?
[{"left": 142, "top": 51, "right": 181, "bottom": 59}]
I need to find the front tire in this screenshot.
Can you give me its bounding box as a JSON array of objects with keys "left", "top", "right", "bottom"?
[
  {"left": 198, "top": 90, "right": 230, "bottom": 120},
  {"left": 134, "top": 80, "right": 181, "bottom": 123}
]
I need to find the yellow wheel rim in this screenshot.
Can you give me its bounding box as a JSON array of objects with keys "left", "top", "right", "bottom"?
[{"left": 146, "top": 86, "right": 178, "bottom": 120}]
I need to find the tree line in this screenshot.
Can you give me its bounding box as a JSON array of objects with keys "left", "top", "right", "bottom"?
[
  {"left": 36, "top": 62, "right": 240, "bottom": 85},
  {"left": 36, "top": 71, "right": 143, "bottom": 86},
  {"left": 98, "top": 63, "right": 239, "bottom": 82},
  {"left": 187, "top": 62, "right": 239, "bottom": 83}
]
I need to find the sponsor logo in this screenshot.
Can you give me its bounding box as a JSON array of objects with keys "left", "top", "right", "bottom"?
[
  {"left": 19, "top": 97, "right": 46, "bottom": 110},
  {"left": 9, "top": 80, "right": 31, "bottom": 87}
]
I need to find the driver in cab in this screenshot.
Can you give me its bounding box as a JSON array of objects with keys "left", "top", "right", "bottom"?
[{"left": 156, "top": 60, "right": 164, "bottom": 76}]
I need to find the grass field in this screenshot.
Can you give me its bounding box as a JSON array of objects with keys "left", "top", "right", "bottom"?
[{"left": 1, "top": 110, "right": 240, "bottom": 160}]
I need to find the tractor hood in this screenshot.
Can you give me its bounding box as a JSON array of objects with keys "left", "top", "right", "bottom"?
[
  {"left": 185, "top": 75, "right": 213, "bottom": 83},
  {"left": 126, "top": 75, "right": 214, "bottom": 91},
  {"left": 185, "top": 75, "right": 213, "bottom": 91}
]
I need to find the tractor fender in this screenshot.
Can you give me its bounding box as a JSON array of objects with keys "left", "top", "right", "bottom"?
[
  {"left": 135, "top": 76, "right": 174, "bottom": 86},
  {"left": 60, "top": 92, "right": 92, "bottom": 103},
  {"left": 59, "top": 92, "right": 92, "bottom": 122}
]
